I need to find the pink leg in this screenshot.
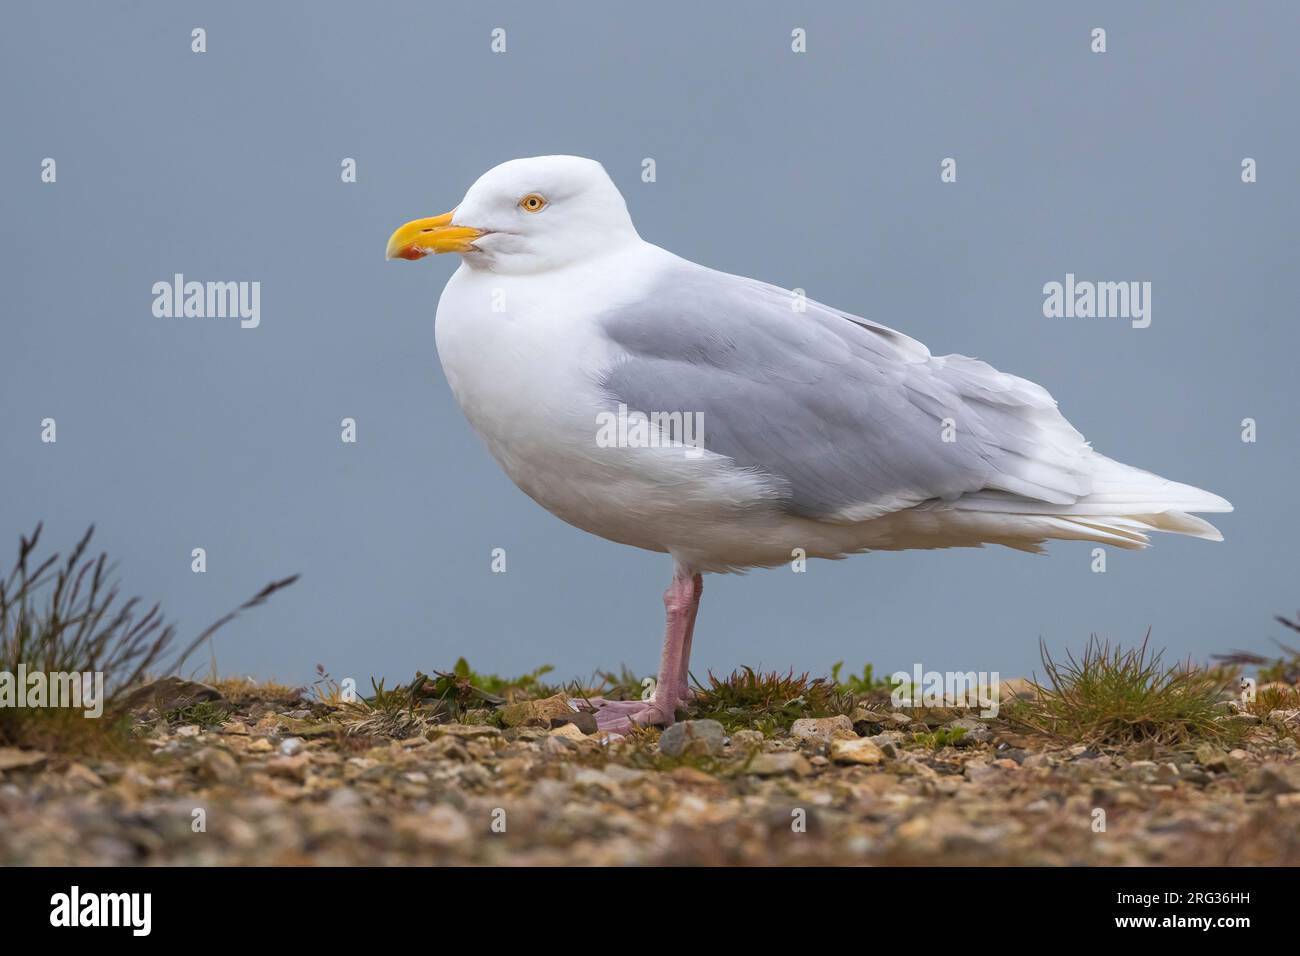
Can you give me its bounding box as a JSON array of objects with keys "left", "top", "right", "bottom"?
[
  {"left": 577, "top": 566, "right": 703, "bottom": 733},
  {"left": 676, "top": 573, "right": 703, "bottom": 704}
]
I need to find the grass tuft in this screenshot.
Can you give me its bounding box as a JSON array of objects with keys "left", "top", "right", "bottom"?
[
  {"left": 0, "top": 524, "right": 296, "bottom": 754},
  {"left": 689, "top": 666, "right": 852, "bottom": 733},
  {"left": 830, "top": 661, "right": 890, "bottom": 697},
  {"left": 1009, "top": 633, "right": 1233, "bottom": 747}
]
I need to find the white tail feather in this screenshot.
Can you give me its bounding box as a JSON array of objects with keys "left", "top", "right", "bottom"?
[{"left": 934, "top": 453, "right": 1232, "bottom": 550}]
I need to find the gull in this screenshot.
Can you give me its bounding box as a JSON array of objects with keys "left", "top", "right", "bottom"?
[{"left": 386, "top": 156, "right": 1232, "bottom": 732}]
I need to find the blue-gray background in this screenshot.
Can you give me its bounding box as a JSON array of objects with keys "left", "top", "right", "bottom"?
[{"left": 2, "top": 2, "right": 1296, "bottom": 688}]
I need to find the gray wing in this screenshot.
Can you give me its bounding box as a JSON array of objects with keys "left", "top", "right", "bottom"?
[{"left": 598, "top": 259, "right": 1094, "bottom": 522}]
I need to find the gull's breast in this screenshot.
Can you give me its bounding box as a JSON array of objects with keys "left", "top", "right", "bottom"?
[{"left": 431, "top": 258, "right": 783, "bottom": 557}]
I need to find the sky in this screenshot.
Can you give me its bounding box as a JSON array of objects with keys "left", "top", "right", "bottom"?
[{"left": 1, "top": 1, "right": 1297, "bottom": 691}]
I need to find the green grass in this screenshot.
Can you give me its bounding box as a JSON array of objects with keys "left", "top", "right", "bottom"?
[
  {"left": 443, "top": 657, "right": 558, "bottom": 700},
  {"left": 1008, "top": 633, "right": 1234, "bottom": 747},
  {"left": 163, "top": 700, "right": 231, "bottom": 728},
  {"left": 830, "top": 661, "right": 891, "bottom": 696},
  {"left": 688, "top": 666, "right": 853, "bottom": 734},
  {"left": 911, "top": 726, "right": 969, "bottom": 750}
]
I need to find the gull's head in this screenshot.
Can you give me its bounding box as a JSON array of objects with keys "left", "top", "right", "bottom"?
[{"left": 385, "top": 155, "right": 638, "bottom": 274}]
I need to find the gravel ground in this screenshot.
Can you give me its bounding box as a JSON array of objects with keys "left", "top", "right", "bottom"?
[{"left": 2, "top": 681, "right": 1299, "bottom": 866}]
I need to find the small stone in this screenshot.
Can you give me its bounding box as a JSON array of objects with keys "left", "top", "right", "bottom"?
[
  {"left": 543, "top": 735, "right": 574, "bottom": 756},
  {"left": 944, "top": 717, "right": 992, "bottom": 746},
  {"left": 275, "top": 718, "right": 335, "bottom": 738},
  {"left": 1246, "top": 763, "right": 1300, "bottom": 796},
  {"left": 174, "top": 725, "right": 201, "bottom": 738},
  {"left": 265, "top": 755, "right": 309, "bottom": 782},
  {"left": 549, "top": 722, "right": 588, "bottom": 740},
  {"left": 327, "top": 787, "right": 364, "bottom": 809},
  {"left": 829, "top": 738, "right": 886, "bottom": 766},
  {"left": 745, "top": 752, "right": 812, "bottom": 777},
  {"left": 424, "top": 805, "right": 472, "bottom": 847},
  {"left": 501, "top": 693, "right": 576, "bottom": 728},
  {"left": 1194, "top": 744, "right": 1230, "bottom": 772},
  {"left": 220, "top": 721, "right": 251, "bottom": 736},
  {"left": 1267, "top": 709, "right": 1300, "bottom": 727},
  {"left": 659, "top": 719, "right": 726, "bottom": 757},
  {"left": 121, "top": 676, "right": 225, "bottom": 714},
  {"left": 1155, "top": 762, "right": 1181, "bottom": 783},
  {"left": 550, "top": 711, "right": 599, "bottom": 735},
  {"left": 863, "top": 734, "right": 900, "bottom": 758},
  {"left": 917, "top": 707, "right": 963, "bottom": 726},
  {"left": 64, "top": 763, "right": 105, "bottom": 789},
  {"left": 279, "top": 737, "right": 305, "bottom": 757},
  {"left": 849, "top": 708, "right": 888, "bottom": 733},
  {"left": 427, "top": 723, "right": 502, "bottom": 739},
  {"left": 195, "top": 747, "right": 241, "bottom": 784},
  {"left": 0, "top": 748, "right": 47, "bottom": 772},
  {"left": 729, "top": 729, "right": 764, "bottom": 750},
  {"left": 790, "top": 715, "right": 856, "bottom": 745},
  {"left": 669, "top": 766, "right": 719, "bottom": 786},
  {"left": 248, "top": 738, "right": 273, "bottom": 754}
]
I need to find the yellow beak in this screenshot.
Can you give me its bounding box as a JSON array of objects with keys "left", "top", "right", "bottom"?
[{"left": 385, "top": 211, "right": 484, "bottom": 260}]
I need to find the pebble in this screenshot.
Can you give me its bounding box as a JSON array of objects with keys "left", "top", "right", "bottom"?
[
  {"left": 669, "top": 766, "right": 719, "bottom": 786},
  {"left": 729, "top": 729, "right": 764, "bottom": 750},
  {"left": 265, "top": 755, "right": 309, "bottom": 782},
  {"left": 945, "top": 717, "right": 992, "bottom": 746},
  {"left": 1246, "top": 763, "right": 1300, "bottom": 796},
  {"left": 659, "top": 719, "right": 726, "bottom": 758},
  {"left": 0, "top": 748, "right": 47, "bottom": 772},
  {"left": 326, "top": 787, "right": 364, "bottom": 809},
  {"left": 790, "top": 715, "right": 856, "bottom": 744},
  {"left": 427, "top": 723, "right": 502, "bottom": 739},
  {"left": 63, "top": 763, "right": 105, "bottom": 789},
  {"left": 501, "top": 694, "right": 577, "bottom": 728},
  {"left": 551, "top": 711, "right": 599, "bottom": 735},
  {"left": 121, "top": 676, "right": 224, "bottom": 714},
  {"left": 829, "top": 738, "right": 885, "bottom": 766},
  {"left": 548, "top": 722, "right": 589, "bottom": 740},
  {"left": 863, "top": 734, "right": 900, "bottom": 758},
  {"left": 195, "top": 748, "right": 241, "bottom": 784},
  {"left": 744, "top": 752, "right": 812, "bottom": 777},
  {"left": 1194, "top": 744, "right": 1231, "bottom": 772}
]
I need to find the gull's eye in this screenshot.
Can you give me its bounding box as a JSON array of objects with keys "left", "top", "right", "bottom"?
[{"left": 519, "top": 193, "right": 547, "bottom": 213}]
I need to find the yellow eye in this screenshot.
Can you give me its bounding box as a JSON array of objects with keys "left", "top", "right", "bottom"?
[{"left": 519, "top": 193, "right": 547, "bottom": 213}]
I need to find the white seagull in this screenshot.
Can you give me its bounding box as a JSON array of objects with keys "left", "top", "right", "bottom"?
[{"left": 387, "top": 156, "right": 1232, "bottom": 732}]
